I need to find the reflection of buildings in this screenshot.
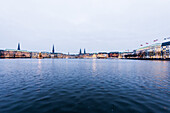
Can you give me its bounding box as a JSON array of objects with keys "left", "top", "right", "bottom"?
[{"left": 92, "top": 59, "right": 97, "bottom": 74}]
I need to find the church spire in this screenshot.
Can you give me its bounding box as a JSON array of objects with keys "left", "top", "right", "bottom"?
[
  {"left": 79, "top": 48, "right": 82, "bottom": 55},
  {"left": 17, "top": 43, "right": 20, "bottom": 50},
  {"left": 84, "top": 48, "right": 86, "bottom": 54},
  {"left": 52, "top": 45, "right": 55, "bottom": 53}
]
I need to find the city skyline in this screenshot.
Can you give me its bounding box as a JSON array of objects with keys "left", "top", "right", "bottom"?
[
  {"left": 0, "top": 0, "right": 170, "bottom": 53},
  {"left": 1, "top": 40, "right": 165, "bottom": 54}
]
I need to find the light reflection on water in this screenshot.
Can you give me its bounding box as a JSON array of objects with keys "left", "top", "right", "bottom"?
[
  {"left": 37, "top": 59, "right": 42, "bottom": 74},
  {"left": 0, "top": 59, "right": 169, "bottom": 113},
  {"left": 92, "top": 59, "right": 97, "bottom": 76}
]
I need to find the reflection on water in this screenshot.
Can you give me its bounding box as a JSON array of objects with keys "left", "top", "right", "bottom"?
[
  {"left": 0, "top": 59, "right": 169, "bottom": 113},
  {"left": 92, "top": 59, "right": 97, "bottom": 74},
  {"left": 37, "top": 59, "right": 42, "bottom": 74}
]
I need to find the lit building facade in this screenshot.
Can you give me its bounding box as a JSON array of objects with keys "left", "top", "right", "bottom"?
[
  {"left": 162, "top": 38, "right": 170, "bottom": 59},
  {"left": 108, "top": 52, "right": 119, "bottom": 58},
  {"left": 136, "top": 43, "right": 162, "bottom": 58},
  {"left": 97, "top": 52, "right": 108, "bottom": 59},
  {"left": 0, "top": 49, "right": 31, "bottom": 58}
]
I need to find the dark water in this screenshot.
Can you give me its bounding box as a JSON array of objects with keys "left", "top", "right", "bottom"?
[{"left": 0, "top": 59, "right": 169, "bottom": 113}]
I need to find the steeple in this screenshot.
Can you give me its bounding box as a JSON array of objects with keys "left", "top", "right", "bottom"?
[
  {"left": 17, "top": 43, "right": 20, "bottom": 50},
  {"left": 52, "top": 45, "right": 55, "bottom": 53},
  {"left": 84, "top": 48, "right": 86, "bottom": 54},
  {"left": 79, "top": 48, "right": 82, "bottom": 55}
]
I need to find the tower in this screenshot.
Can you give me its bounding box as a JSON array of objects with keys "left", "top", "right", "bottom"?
[
  {"left": 84, "top": 48, "right": 86, "bottom": 54},
  {"left": 17, "top": 43, "right": 20, "bottom": 50},
  {"left": 52, "top": 45, "right": 55, "bottom": 53},
  {"left": 79, "top": 48, "right": 82, "bottom": 55}
]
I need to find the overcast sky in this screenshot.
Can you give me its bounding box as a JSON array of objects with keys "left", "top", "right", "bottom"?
[{"left": 0, "top": 0, "right": 170, "bottom": 53}]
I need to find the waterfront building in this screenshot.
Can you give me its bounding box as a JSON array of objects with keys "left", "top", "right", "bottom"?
[
  {"left": 119, "top": 52, "right": 134, "bottom": 58},
  {"left": 162, "top": 37, "right": 170, "bottom": 59},
  {"left": 1, "top": 49, "right": 31, "bottom": 58},
  {"left": 15, "top": 50, "right": 31, "bottom": 58},
  {"left": 135, "top": 43, "right": 162, "bottom": 59},
  {"left": 0, "top": 50, "right": 4, "bottom": 58},
  {"left": 38, "top": 52, "right": 44, "bottom": 59},
  {"left": 41, "top": 52, "right": 51, "bottom": 58},
  {"left": 31, "top": 52, "right": 39, "bottom": 58},
  {"left": 91, "top": 53, "right": 97, "bottom": 59},
  {"left": 108, "top": 52, "right": 119, "bottom": 58},
  {"left": 83, "top": 53, "right": 91, "bottom": 59},
  {"left": 66, "top": 54, "right": 77, "bottom": 59},
  {"left": 97, "top": 52, "right": 108, "bottom": 59},
  {"left": 56, "top": 53, "right": 64, "bottom": 58}
]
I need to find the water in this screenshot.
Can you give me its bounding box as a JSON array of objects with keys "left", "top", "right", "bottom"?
[{"left": 0, "top": 59, "right": 169, "bottom": 113}]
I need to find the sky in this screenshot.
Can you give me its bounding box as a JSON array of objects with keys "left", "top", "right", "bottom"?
[{"left": 0, "top": 0, "right": 170, "bottom": 54}]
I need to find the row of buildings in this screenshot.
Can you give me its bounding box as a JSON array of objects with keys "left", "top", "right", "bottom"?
[
  {"left": 1, "top": 37, "right": 170, "bottom": 59},
  {"left": 0, "top": 50, "right": 119, "bottom": 59},
  {"left": 119, "top": 37, "right": 170, "bottom": 59},
  {"left": 0, "top": 44, "right": 119, "bottom": 59}
]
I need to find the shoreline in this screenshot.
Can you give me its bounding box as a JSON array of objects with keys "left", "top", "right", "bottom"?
[
  {"left": 1, "top": 57, "right": 170, "bottom": 61},
  {"left": 122, "top": 58, "right": 170, "bottom": 61}
]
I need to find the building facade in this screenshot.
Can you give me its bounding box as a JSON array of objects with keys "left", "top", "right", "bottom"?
[
  {"left": 162, "top": 40, "right": 170, "bottom": 59},
  {"left": 97, "top": 52, "right": 108, "bottom": 59},
  {"left": 135, "top": 43, "right": 162, "bottom": 59},
  {"left": 108, "top": 52, "right": 119, "bottom": 58}
]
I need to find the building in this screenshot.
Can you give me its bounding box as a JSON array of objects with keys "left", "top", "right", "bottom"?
[
  {"left": 31, "top": 52, "right": 39, "bottom": 58},
  {"left": 162, "top": 37, "right": 170, "bottom": 59},
  {"left": 0, "top": 50, "right": 4, "bottom": 58},
  {"left": 135, "top": 43, "right": 162, "bottom": 59},
  {"left": 41, "top": 52, "right": 51, "bottom": 58},
  {"left": 88, "top": 53, "right": 97, "bottom": 59},
  {"left": 97, "top": 52, "right": 108, "bottom": 59},
  {"left": 1, "top": 49, "right": 31, "bottom": 58},
  {"left": 108, "top": 52, "right": 119, "bottom": 58},
  {"left": 118, "top": 52, "right": 134, "bottom": 58}
]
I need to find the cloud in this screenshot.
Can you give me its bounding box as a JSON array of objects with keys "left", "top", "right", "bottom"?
[{"left": 0, "top": 0, "right": 170, "bottom": 53}]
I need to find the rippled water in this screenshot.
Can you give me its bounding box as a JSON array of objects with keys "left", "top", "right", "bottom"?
[{"left": 0, "top": 59, "right": 169, "bottom": 113}]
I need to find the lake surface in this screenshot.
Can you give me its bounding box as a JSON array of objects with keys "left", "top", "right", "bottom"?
[{"left": 0, "top": 59, "right": 169, "bottom": 113}]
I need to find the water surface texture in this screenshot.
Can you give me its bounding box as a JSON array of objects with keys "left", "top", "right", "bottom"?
[{"left": 0, "top": 59, "right": 169, "bottom": 113}]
